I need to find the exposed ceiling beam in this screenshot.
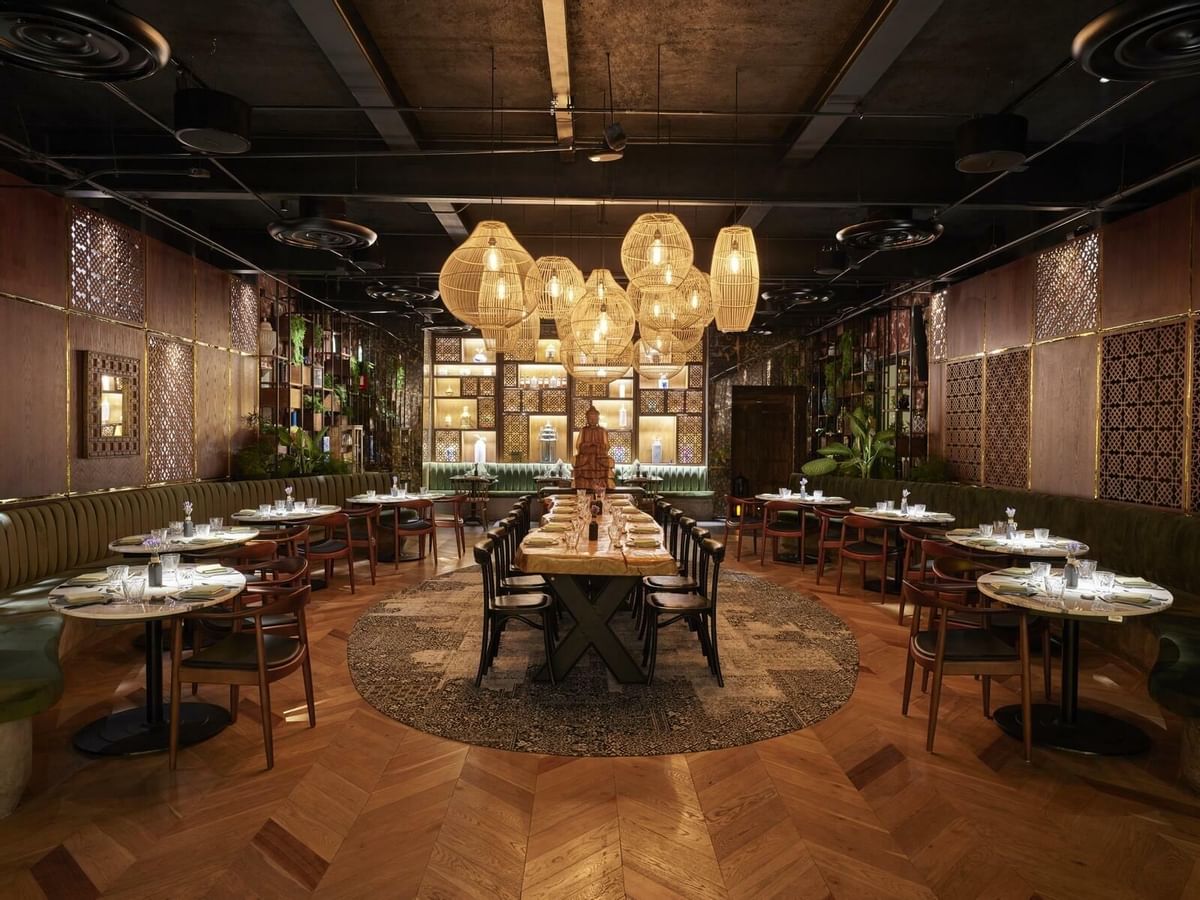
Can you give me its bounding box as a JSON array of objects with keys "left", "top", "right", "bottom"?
[
  {"left": 784, "top": 0, "right": 944, "bottom": 163},
  {"left": 286, "top": 0, "right": 468, "bottom": 237},
  {"left": 541, "top": 0, "right": 574, "bottom": 149}
]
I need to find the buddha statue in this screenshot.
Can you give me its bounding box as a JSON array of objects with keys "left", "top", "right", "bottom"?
[{"left": 573, "top": 403, "right": 615, "bottom": 490}]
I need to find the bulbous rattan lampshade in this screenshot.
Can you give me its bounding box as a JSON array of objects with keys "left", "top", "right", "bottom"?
[
  {"left": 632, "top": 334, "right": 685, "bottom": 381},
  {"left": 534, "top": 255, "right": 585, "bottom": 326},
  {"left": 568, "top": 268, "right": 636, "bottom": 358},
  {"left": 642, "top": 319, "right": 706, "bottom": 352},
  {"left": 561, "top": 332, "right": 633, "bottom": 383},
  {"left": 631, "top": 264, "right": 713, "bottom": 334},
  {"left": 483, "top": 308, "right": 539, "bottom": 355},
  {"left": 438, "top": 220, "right": 539, "bottom": 329},
  {"left": 710, "top": 225, "right": 760, "bottom": 332},
  {"left": 620, "top": 212, "right": 694, "bottom": 282}
]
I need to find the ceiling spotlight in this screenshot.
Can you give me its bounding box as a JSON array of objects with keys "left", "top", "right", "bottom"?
[
  {"left": 174, "top": 87, "right": 252, "bottom": 154},
  {"left": 954, "top": 114, "right": 1028, "bottom": 174},
  {"left": 1073, "top": 0, "right": 1200, "bottom": 81},
  {"left": 268, "top": 198, "right": 377, "bottom": 251},
  {"left": 0, "top": 1, "right": 170, "bottom": 81},
  {"left": 589, "top": 122, "right": 626, "bottom": 163}
]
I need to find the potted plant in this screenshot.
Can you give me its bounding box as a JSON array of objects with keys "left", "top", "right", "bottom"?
[{"left": 802, "top": 406, "right": 895, "bottom": 478}]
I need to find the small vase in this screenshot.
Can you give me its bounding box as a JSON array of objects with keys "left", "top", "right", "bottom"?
[{"left": 183, "top": 516, "right": 194, "bottom": 537}]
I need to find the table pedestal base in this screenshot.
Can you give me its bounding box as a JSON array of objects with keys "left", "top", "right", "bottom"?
[
  {"left": 993, "top": 703, "right": 1151, "bottom": 756},
  {"left": 73, "top": 702, "right": 231, "bottom": 757},
  {"left": 535, "top": 574, "right": 645, "bottom": 684}
]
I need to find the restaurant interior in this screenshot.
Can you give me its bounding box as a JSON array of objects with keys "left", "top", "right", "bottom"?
[{"left": 4, "top": 0, "right": 1200, "bottom": 896}]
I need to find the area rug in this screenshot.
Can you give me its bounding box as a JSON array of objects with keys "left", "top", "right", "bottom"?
[{"left": 347, "top": 567, "right": 858, "bottom": 756}]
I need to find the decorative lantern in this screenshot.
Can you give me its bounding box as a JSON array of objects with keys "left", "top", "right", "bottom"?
[
  {"left": 631, "top": 264, "right": 713, "bottom": 334},
  {"left": 534, "top": 255, "right": 585, "bottom": 327},
  {"left": 568, "top": 268, "right": 636, "bottom": 359},
  {"left": 560, "top": 332, "right": 633, "bottom": 383},
  {"left": 642, "top": 320, "right": 705, "bottom": 352},
  {"left": 484, "top": 308, "right": 539, "bottom": 356},
  {"left": 632, "top": 334, "right": 685, "bottom": 381},
  {"left": 710, "top": 225, "right": 760, "bottom": 332},
  {"left": 438, "top": 220, "right": 539, "bottom": 329},
  {"left": 620, "top": 212, "right": 694, "bottom": 282}
]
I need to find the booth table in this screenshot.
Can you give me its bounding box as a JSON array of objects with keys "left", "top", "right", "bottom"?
[
  {"left": 947, "top": 529, "right": 1090, "bottom": 560},
  {"left": 449, "top": 474, "right": 497, "bottom": 526},
  {"left": 107, "top": 529, "right": 258, "bottom": 556}
]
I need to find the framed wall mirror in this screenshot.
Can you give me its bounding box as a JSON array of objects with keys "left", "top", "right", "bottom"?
[{"left": 83, "top": 351, "right": 141, "bottom": 457}]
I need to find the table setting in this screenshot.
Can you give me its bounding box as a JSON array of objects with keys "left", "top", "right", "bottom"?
[
  {"left": 346, "top": 484, "right": 444, "bottom": 504},
  {"left": 849, "top": 500, "right": 955, "bottom": 524},
  {"left": 756, "top": 481, "right": 850, "bottom": 505},
  {"left": 947, "top": 524, "right": 1090, "bottom": 558},
  {"left": 231, "top": 498, "right": 341, "bottom": 523},
  {"left": 108, "top": 518, "right": 258, "bottom": 556}
]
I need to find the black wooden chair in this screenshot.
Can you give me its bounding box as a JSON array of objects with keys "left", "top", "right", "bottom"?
[
  {"left": 473, "top": 537, "right": 557, "bottom": 687},
  {"left": 642, "top": 538, "right": 727, "bottom": 686}
]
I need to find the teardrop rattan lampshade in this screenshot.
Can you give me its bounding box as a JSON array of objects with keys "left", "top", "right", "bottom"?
[
  {"left": 641, "top": 319, "right": 706, "bottom": 352},
  {"left": 561, "top": 332, "right": 634, "bottom": 383},
  {"left": 534, "top": 255, "right": 585, "bottom": 327},
  {"left": 483, "top": 308, "right": 539, "bottom": 356},
  {"left": 632, "top": 264, "right": 713, "bottom": 334},
  {"left": 620, "top": 212, "right": 694, "bottom": 282},
  {"left": 632, "top": 335, "right": 685, "bottom": 381},
  {"left": 438, "top": 220, "right": 539, "bottom": 329},
  {"left": 568, "top": 268, "right": 636, "bottom": 358},
  {"left": 710, "top": 225, "right": 760, "bottom": 332}
]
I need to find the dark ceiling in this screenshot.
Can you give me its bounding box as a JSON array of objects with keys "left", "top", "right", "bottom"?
[{"left": 4, "top": 0, "right": 1200, "bottom": 333}]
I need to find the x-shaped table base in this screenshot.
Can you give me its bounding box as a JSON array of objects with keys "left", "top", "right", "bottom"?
[{"left": 534, "top": 574, "right": 646, "bottom": 683}]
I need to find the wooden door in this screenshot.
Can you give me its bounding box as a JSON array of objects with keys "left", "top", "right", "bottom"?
[{"left": 730, "top": 387, "right": 804, "bottom": 496}]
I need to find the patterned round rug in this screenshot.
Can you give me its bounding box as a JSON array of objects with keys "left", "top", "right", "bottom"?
[{"left": 347, "top": 567, "right": 859, "bottom": 756}]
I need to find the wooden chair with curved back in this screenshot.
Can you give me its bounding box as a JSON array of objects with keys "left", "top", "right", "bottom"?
[
  {"left": 761, "top": 500, "right": 807, "bottom": 567},
  {"left": 305, "top": 512, "right": 357, "bottom": 592},
  {"left": 813, "top": 506, "right": 846, "bottom": 585},
  {"left": 723, "top": 495, "right": 763, "bottom": 561},
  {"left": 836, "top": 515, "right": 899, "bottom": 604},
  {"left": 392, "top": 498, "right": 437, "bottom": 567},
  {"left": 345, "top": 503, "right": 381, "bottom": 585},
  {"left": 643, "top": 537, "right": 727, "bottom": 686},
  {"left": 247, "top": 524, "right": 310, "bottom": 559},
  {"left": 433, "top": 493, "right": 468, "bottom": 556}
]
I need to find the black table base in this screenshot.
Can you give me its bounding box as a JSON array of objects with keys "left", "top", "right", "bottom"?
[
  {"left": 80, "top": 619, "right": 231, "bottom": 757},
  {"left": 534, "top": 574, "right": 645, "bottom": 683}
]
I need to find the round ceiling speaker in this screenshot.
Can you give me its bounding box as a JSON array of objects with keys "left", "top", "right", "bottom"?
[
  {"left": 954, "top": 113, "right": 1028, "bottom": 173},
  {"left": 760, "top": 286, "right": 835, "bottom": 307},
  {"left": 174, "top": 88, "right": 251, "bottom": 154},
  {"left": 0, "top": 1, "right": 169, "bottom": 80},
  {"left": 836, "top": 207, "right": 943, "bottom": 251},
  {"left": 364, "top": 283, "right": 436, "bottom": 304},
  {"left": 1073, "top": 1, "right": 1200, "bottom": 81},
  {"left": 813, "top": 243, "right": 848, "bottom": 276},
  {"left": 268, "top": 199, "right": 377, "bottom": 251}
]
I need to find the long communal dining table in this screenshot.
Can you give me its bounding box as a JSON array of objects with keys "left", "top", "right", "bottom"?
[{"left": 515, "top": 500, "right": 677, "bottom": 684}]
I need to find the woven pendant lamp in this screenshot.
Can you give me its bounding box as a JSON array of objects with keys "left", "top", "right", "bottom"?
[
  {"left": 620, "top": 212, "right": 694, "bottom": 282},
  {"left": 632, "top": 334, "right": 685, "bottom": 381},
  {"left": 438, "top": 220, "right": 539, "bottom": 328},
  {"left": 631, "top": 264, "right": 713, "bottom": 334},
  {"left": 642, "top": 319, "right": 706, "bottom": 352},
  {"left": 568, "top": 268, "right": 636, "bottom": 355},
  {"left": 561, "top": 331, "right": 633, "bottom": 383},
  {"left": 534, "top": 255, "right": 585, "bottom": 327},
  {"left": 710, "top": 225, "right": 760, "bottom": 332},
  {"left": 483, "top": 308, "right": 539, "bottom": 356}
]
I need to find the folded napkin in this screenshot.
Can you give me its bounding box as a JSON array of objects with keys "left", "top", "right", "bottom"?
[
  {"left": 56, "top": 592, "right": 111, "bottom": 607},
  {"left": 194, "top": 564, "right": 233, "bottom": 575},
  {"left": 178, "top": 585, "right": 227, "bottom": 599},
  {"left": 627, "top": 537, "right": 660, "bottom": 549},
  {"left": 68, "top": 571, "right": 110, "bottom": 584},
  {"left": 627, "top": 524, "right": 659, "bottom": 534},
  {"left": 115, "top": 535, "right": 145, "bottom": 546},
  {"left": 524, "top": 537, "right": 558, "bottom": 548},
  {"left": 1108, "top": 592, "right": 1159, "bottom": 605},
  {"left": 992, "top": 584, "right": 1035, "bottom": 597},
  {"left": 235, "top": 509, "right": 256, "bottom": 516},
  {"left": 948, "top": 528, "right": 977, "bottom": 536},
  {"left": 995, "top": 566, "right": 1032, "bottom": 577},
  {"left": 229, "top": 526, "right": 255, "bottom": 533},
  {"left": 541, "top": 523, "right": 569, "bottom": 533},
  {"left": 1116, "top": 577, "right": 1157, "bottom": 589},
  {"left": 969, "top": 539, "right": 1001, "bottom": 547}
]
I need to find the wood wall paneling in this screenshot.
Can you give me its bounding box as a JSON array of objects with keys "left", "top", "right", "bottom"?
[
  {"left": 1030, "top": 335, "right": 1098, "bottom": 498},
  {"left": 0, "top": 298, "right": 68, "bottom": 497},
  {"left": 232, "top": 354, "right": 259, "bottom": 455},
  {"left": 69, "top": 317, "right": 146, "bottom": 493},
  {"left": 195, "top": 263, "right": 230, "bottom": 347},
  {"left": 0, "top": 170, "right": 67, "bottom": 307},
  {"left": 1104, "top": 193, "right": 1192, "bottom": 328},
  {"left": 984, "top": 257, "right": 1034, "bottom": 351},
  {"left": 146, "top": 238, "right": 194, "bottom": 339},
  {"left": 196, "top": 345, "right": 231, "bottom": 479},
  {"left": 946, "top": 280, "right": 985, "bottom": 359},
  {"left": 926, "top": 362, "right": 944, "bottom": 459}
]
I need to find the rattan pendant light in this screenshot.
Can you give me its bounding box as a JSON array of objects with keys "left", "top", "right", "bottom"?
[
  {"left": 534, "top": 255, "right": 585, "bottom": 327},
  {"left": 483, "top": 307, "right": 539, "bottom": 355},
  {"left": 710, "top": 225, "right": 759, "bottom": 332},
  {"left": 642, "top": 318, "right": 706, "bottom": 352},
  {"left": 620, "top": 211, "right": 694, "bottom": 282},
  {"left": 632, "top": 333, "right": 685, "bottom": 380},
  {"left": 560, "top": 332, "right": 633, "bottom": 383},
  {"left": 632, "top": 264, "right": 714, "bottom": 334},
  {"left": 438, "top": 220, "right": 539, "bottom": 329},
  {"left": 568, "top": 267, "right": 636, "bottom": 357}
]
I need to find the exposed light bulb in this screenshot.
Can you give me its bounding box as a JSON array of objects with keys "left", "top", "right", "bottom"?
[
  {"left": 690, "top": 289, "right": 700, "bottom": 309},
  {"left": 495, "top": 275, "right": 507, "bottom": 301},
  {"left": 596, "top": 279, "right": 606, "bottom": 300},
  {"left": 649, "top": 230, "right": 664, "bottom": 266},
  {"left": 728, "top": 248, "right": 742, "bottom": 275},
  {"left": 664, "top": 263, "right": 674, "bottom": 285},
  {"left": 548, "top": 272, "right": 561, "bottom": 299},
  {"left": 598, "top": 308, "right": 609, "bottom": 335},
  {"left": 654, "top": 336, "right": 663, "bottom": 350},
  {"left": 356, "top": 342, "right": 363, "bottom": 363},
  {"left": 566, "top": 285, "right": 576, "bottom": 303},
  {"left": 484, "top": 239, "right": 501, "bottom": 272},
  {"left": 652, "top": 301, "right": 662, "bottom": 317}
]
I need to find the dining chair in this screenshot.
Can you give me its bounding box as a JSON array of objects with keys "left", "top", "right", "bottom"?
[
  {"left": 643, "top": 538, "right": 726, "bottom": 686},
  {"left": 836, "top": 515, "right": 898, "bottom": 603},
  {"left": 723, "top": 495, "right": 763, "bottom": 561},
  {"left": 168, "top": 583, "right": 315, "bottom": 770},
  {"left": 473, "top": 538, "right": 557, "bottom": 687},
  {"left": 346, "top": 504, "right": 381, "bottom": 585},
  {"left": 636, "top": 523, "right": 707, "bottom": 632},
  {"left": 813, "top": 506, "right": 846, "bottom": 585},
  {"left": 487, "top": 519, "right": 549, "bottom": 593},
  {"left": 242, "top": 558, "right": 311, "bottom": 635},
  {"left": 248, "top": 524, "right": 310, "bottom": 558},
  {"left": 433, "top": 493, "right": 468, "bottom": 556},
  {"left": 305, "top": 512, "right": 357, "bottom": 592},
  {"left": 392, "top": 498, "right": 437, "bottom": 567},
  {"left": 900, "top": 579, "right": 1034, "bottom": 761},
  {"left": 897, "top": 524, "right": 950, "bottom": 624},
  {"left": 219, "top": 540, "right": 279, "bottom": 575},
  {"left": 761, "top": 499, "right": 807, "bottom": 567}
]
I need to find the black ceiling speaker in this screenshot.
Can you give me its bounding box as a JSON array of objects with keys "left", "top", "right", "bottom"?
[
  {"left": 174, "top": 88, "right": 251, "bottom": 154},
  {"left": 0, "top": 1, "right": 169, "bottom": 80},
  {"left": 836, "top": 207, "right": 943, "bottom": 251},
  {"left": 1073, "top": 1, "right": 1200, "bottom": 80},
  {"left": 813, "top": 243, "right": 848, "bottom": 275},
  {"left": 364, "top": 283, "right": 437, "bottom": 304},
  {"left": 268, "top": 199, "right": 377, "bottom": 251},
  {"left": 760, "top": 286, "right": 835, "bottom": 307},
  {"left": 954, "top": 113, "right": 1028, "bottom": 173}
]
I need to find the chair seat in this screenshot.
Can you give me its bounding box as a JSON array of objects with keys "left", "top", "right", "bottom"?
[
  {"left": 643, "top": 575, "right": 697, "bottom": 591},
  {"left": 646, "top": 591, "right": 710, "bottom": 612},
  {"left": 493, "top": 592, "right": 553, "bottom": 610},
  {"left": 844, "top": 540, "right": 894, "bottom": 556},
  {"left": 503, "top": 575, "right": 547, "bottom": 591},
  {"left": 435, "top": 517, "right": 464, "bottom": 526},
  {"left": 912, "top": 629, "right": 1019, "bottom": 662},
  {"left": 765, "top": 523, "right": 804, "bottom": 533},
  {"left": 395, "top": 520, "right": 433, "bottom": 532},
  {"left": 726, "top": 517, "right": 762, "bottom": 528},
  {"left": 242, "top": 613, "right": 298, "bottom": 629},
  {"left": 186, "top": 633, "right": 302, "bottom": 670},
  {"left": 308, "top": 539, "right": 348, "bottom": 555}
]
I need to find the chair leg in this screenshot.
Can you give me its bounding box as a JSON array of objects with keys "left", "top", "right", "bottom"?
[
  {"left": 301, "top": 654, "right": 316, "bottom": 728},
  {"left": 229, "top": 684, "right": 240, "bottom": 723},
  {"left": 708, "top": 614, "right": 724, "bottom": 687},
  {"left": 981, "top": 675, "right": 992, "bottom": 719},
  {"left": 835, "top": 553, "right": 845, "bottom": 595},
  {"left": 816, "top": 542, "right": 826, "bottom": 584},
  {"left": 735, "top": 523, "right": 743, "bottom": 561},
  {"left": 394, "top": 524, "right": 401, "bottom": 572},
  {"left": 1042, "top": 627, "right": 1052, "bottom": 700},
  {"left": 541, "top": 611, "right": 557, "bottom": 686},
  {"left": 646, "top": 614, "right": 659, "bottom": 684},
  {"left": 474, "top": 615, "right": 491, "bottom": 687},
  {"left": 897, "top": 591, "right": 907, "bottom": 625},
  {"left": 878, "top": 560, "right": 886, "bottom": 605},
  {"left": 346, "top": 552, "right": 356, "bottom": 594},
  {"left": 257, "top": 678, "right": 274, "bottom": 770},
  {"left": 367, "top": 542, "right": 377, "bottom": 585},
  {"left": 921, "top": 667, "right": 930, "bottom": 693},
  {"left": 901, "top": 655, "right": 916, "bottom": 715},
  {"left": 926, "top": 662, "right": 945, "bottom": 752}
]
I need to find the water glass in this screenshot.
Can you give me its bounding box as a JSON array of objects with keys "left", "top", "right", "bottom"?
[
  {"left": 306, "top": 497, "right": 318, "bottom": 509},
  {"left": 911, "top": 504, "right": 926, "bottom": 516},
  {"left": 258, "top": 503, "right": 271, "bottom": 515},
  {"left": 1078, "top": 559, "right": 1098, "bottom": 581},
  {"left": 161, "top": 553, "right": 180, "bottom": 579},
  {"left": 1043, "top": 573, "right": 1065, "bottom": 601},
  {"left": 106, "top": 564, "right": 128, "bottom": 585},
  {"left": 813, "top": 490, "right": 824, "bottom": 500},
  {"left": 885, "top": 500, "right": 895, "bottom": 511},
  {"left": 168, "top": 520, "right": 184, "bottom": 536},
  {"left": 978, "top": 523, "right": 994, "bottom": 537},
  {"left": 876, "top": 501, "right": 888, "bottom": 511},
  {"left": 1031, "top": 561, "right": 1051, "bottom": 580},
  {"left": 209, "top": 516, "right": 224, "bottom": 530},
  {"left": 274, "top": 499, "right": 286, "bottom": 511},
  {"left": 1095, "top": 570, "right": 1116, "bottom": 594},
  {"left": 1033, "top": 527, "right": 1050, "bottom": 541},
  {"left": 366, "top": 488, "right": 377, "bottom": 499},
  {"left": 150, "top": 527, "right": 169, "bottom": 544},
  {"left": 780, "top": 487, "right": 791, "bottom": 498},
  {"left": 177, "top": 567, "right": 195, "bottom": 589},
  {"left": 195, "top": 523, "right": 212, "bottom": 538},
  {"left": 122, "top": 576, "right": 147, "bottom": 604},
  {"left": 293, "top": 500, "right": 306, "bottom": 512}
]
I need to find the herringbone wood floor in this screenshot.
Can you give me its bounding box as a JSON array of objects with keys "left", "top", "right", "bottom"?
[{"left": 3, "top": 528, "right": 1199, "bottom": 899}]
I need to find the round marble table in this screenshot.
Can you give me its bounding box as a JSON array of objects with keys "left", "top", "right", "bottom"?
[
  {"left": 107, "top": 528, "right": 259, "bottom": 556},
  {"left": 50, "top": 564, "right": 247, "bottom": 756},
  {"left": 846, "top": 506, "right": 956, "bottom": 593},
  {"left": 346, "top": 492, "right": 446, "bottom": 562},
  {"left": 231, "top": 504, "right": 341, "bottom": 524},
  {"left": 755, "top": 493, "right": 851, "bottom": 506},
  {"left": 946, "top": 529, "right": 1090, "bottom": 559},
  {"left": 978, "top": 568, "right": 1172, "bottom": 755}
]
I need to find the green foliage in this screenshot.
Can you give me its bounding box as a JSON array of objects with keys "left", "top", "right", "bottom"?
[
  {"left": 839, "top": 331, "right": 854, "bottom": 378},
  {"left": 911, "top": 454, "right": 954, "bottom": 483},
  {"left": 313, "top": 322, "right": 324, "bottom": 354},
  {"left": 802, "top": 406, "right": 895, "bottom": 479},
  {"left": 232, "top": 423, "right": 346, "bottom": 479},
  {"left": 801, "top": 457, "right": 839, "bottom": 476},
  {"left": 305, "top": 394, "right": 325, "bottom": 413},
  {"left": 289, "top": 317, "right": 307, "bottom": 365}
]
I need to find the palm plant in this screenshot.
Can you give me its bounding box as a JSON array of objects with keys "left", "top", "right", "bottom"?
[{"left": 802, "top": 406, "right": 895, "bottom": 478}]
